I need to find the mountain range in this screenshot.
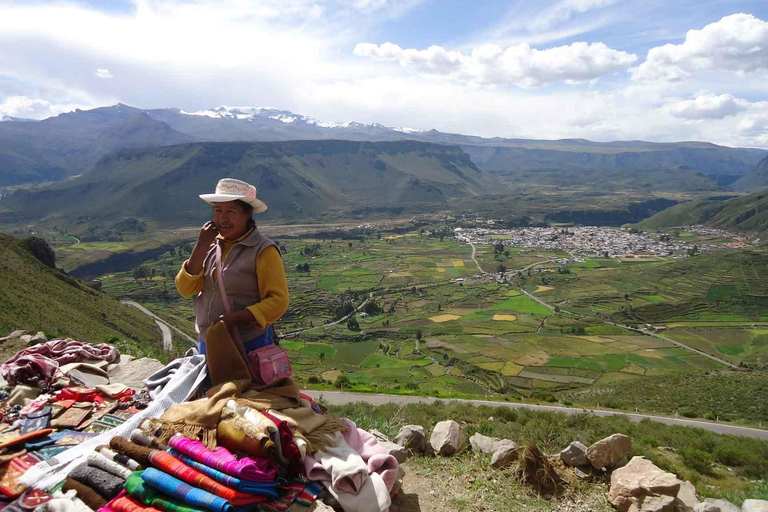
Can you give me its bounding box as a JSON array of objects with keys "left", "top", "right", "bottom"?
[{"left": 1, "top": 104, "right": 767, "bottom": 187}]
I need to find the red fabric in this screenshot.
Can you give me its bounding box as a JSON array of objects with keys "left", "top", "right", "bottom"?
[
  {"left": 53, "top": 387, "right": 105, "bottom": 404},
  {"left": 260, "top": 411, "right": 302, "bottom": 475}
]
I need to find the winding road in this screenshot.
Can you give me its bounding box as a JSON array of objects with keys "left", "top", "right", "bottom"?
[
  {"left": 121, "top": 300, "right": 197, "bottom": 351},
  {"left": 304, "top": 390, "right": 768, "bottom": 440}
]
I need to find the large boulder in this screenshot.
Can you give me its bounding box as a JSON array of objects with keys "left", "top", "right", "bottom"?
[
  {"left": 588, "top": 433, "right": 632, "bottom": 469},
  {"left": 490, "top": 441, "right": 519, "bottom": 469},
  {"left": 560, "top": 441, "right": 589, "bottom": 467},
  {"left": 394, "top": 425, "right": 427, "bottom": 453},
  {"left": 429, "top": 420, "right": 467, "bottom": 456},
  {"left": 693, "top": 499, "right": 740, "bottom": 512},
  {"left": 470, "top": 433, "right": 506, "bottom": 454},
  {"left": 27, "top": 332, "right": 48, "bottom": 346},
  {"left": 743, "top": 500, "right": 768, "bottom": 512},
  {"left": 675, "top": 480, "right": 699, "bottom": 512},
  {"left": 378, "top": 441, "right": 408, "bottom": 463},
  {"left": 609, "top": 456, "right": 681, "bottom": 512}
]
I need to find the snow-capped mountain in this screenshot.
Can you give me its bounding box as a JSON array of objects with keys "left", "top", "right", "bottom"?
[{"left": 179, "top": 105, "right": 424, "bottom": 134}]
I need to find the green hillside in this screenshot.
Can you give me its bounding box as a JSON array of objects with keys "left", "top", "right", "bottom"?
[
  {"left": 0, "top": 140, "right": 494, "bottom": 227},
  {"left": 0, "top": 234, "right": 165, "bottom": 357},
  {"left": 638, "top": 190, "right": 768, "bottom": 242}
]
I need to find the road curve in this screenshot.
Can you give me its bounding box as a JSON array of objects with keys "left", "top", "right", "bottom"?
[
  {"left": 121, "top": 300, "right": 197, "bottom": 351},
  {"left": 304, "top": 390, "right": 768, "bottom": 440}
]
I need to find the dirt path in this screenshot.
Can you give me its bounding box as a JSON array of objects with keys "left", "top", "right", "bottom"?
[{"left": 121, "top": 300, "right": 197, "bottom": 351}]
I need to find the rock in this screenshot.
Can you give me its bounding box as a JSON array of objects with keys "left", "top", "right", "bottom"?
[
  {"left": 378, "top": 441, "right": 408, "bottom": 463},
  {"left": 429, "top": 420, "right": 467, "bottom": 456},
  {"left": 307, "top": 501, "right": 335, "bottom": 512},
  {"left": 743, "top": 500, "right": 768, "bottom": 512},
  {"left": 628, "top": 495, "right": 676, "bottom": 512},
  {"left": 609, "top": 456, "right": 681, "bottom": 512},
  {"left": 490, "top": 440, "right": 519, "bottom": 468},
  {"left": 394, "top": 425, "right": 427, "bottom": 453},
  {"left": 108, "top": 357, "right": 165, "bottom": 389},
  {"left": 560, "top": 441, "right": 589, "bottom": 467},
  {"left": 675, "top": 481, "right": 699, "bottom": 512},
  {"left": 587, "top": 433, "right": 632, "bottom": 469},
  {"left": 19, "top": 334, "right": 33, "bottom": 346},
  {"left": 28, "top": 332, "right": 48, "bottom": 346},
  {"left": 0, "top": 330, "right": 27, "bottom": 343},
  {"left": 470, "top": 432, "right": 506, "bottom": 454},
  {"left": 369, "top": 429, "right": 390, "bottom": 443},
  {"left": 693, "top": 498, "right": 740, "bottom": 512}
]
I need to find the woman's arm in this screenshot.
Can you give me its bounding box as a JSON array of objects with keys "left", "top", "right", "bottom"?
[{"left": 247, "top": 245, "right": 290, "bottom": 328}]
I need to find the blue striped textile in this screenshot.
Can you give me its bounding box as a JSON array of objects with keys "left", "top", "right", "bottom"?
[
  {"left": 141, "top": 467, "right": 233, "bottom": 512},
  {"left": 167, "top": 449, "right": 279, "bottom": 499}
]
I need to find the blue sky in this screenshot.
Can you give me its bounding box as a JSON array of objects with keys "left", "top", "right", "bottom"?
[{"left": 0, "top": 0, "right": 767, "bottom": 147}]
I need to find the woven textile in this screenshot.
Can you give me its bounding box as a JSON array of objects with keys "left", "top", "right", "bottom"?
[
  {"left": 147, "top": 451, "right": 267, "bottom": 506},
  {"left": 167, "top": 437, "right": 277, "bottom": 483},
  {"left": 87, "top": 452, "right": 133, "bottom": 480},
  {"left": 140, "top": 468, "right": 232, "bottom": 512},
  {"left": 166, "top": 450, "right": 278, "bottom": 497},
  {"left": 124, "top": 472, "right": 204, "bottom": 512}
]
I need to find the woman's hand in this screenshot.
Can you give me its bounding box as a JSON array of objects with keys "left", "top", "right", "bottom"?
[
  {"left": 218, "top": 310, "right": 256, "bottom": 330},
  {"left": 196, "top": 221, "right": 219, "bottom": 249},
  {"left": 218, "top": 313, "right": 237, "bottom": 329}
]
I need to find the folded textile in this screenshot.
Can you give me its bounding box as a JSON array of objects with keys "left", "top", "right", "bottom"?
[
  {"left": 340, "top": 419, "right": 399, "bottom": 493},
  {"left": 0, "top": 429, "right": 53, "bottom": 451},
  {"left": 124, "top": 472, "right": 205, "bottom": 512},
  {"left": 136, "top": 468, "right": 234, "bottom": 512},
  {"left": 265, "top": 400, "right": 349, "bottom": 454},
  {"left": 0, "top": 452, "right": 43, "bottom": 497},
  {"left": 324, "top": 472, "right": 391, "bottom": 512},
  {"left": 203, "top": 321, "right": 252, "bottom": 387},
  {"left": 87, "top": 452, "right": 133, "bottom": 480},
  {"left": 166, "top": 450, "right": 278, "bottom": 497},
  {"left": 148, "top": 451, "right": 272, "bottom": 504},
  {"left": 99, "top": 448, "right": 142, "bottom": 471},
  {"left": 167, "top": 437, "right": 277, "bottom": 483},
  {"left": 62, "top": 478, "right": 107, "bottom": 510},
  {"left": 53, "top": 387, "right": 105, "bottom": 403},
  {"left": 94, "top": 384, "right": 130, "bottom": 398},
  {"left": 259, "top": 411, "right": 302, "bottom": 471},
  {"left": 7, "top": 385, "right": 41, "bottom": 407},
  {"left": 69, "top": 465, "right": 124, "bottom": 500},
  {"left": 106, "top": 490, "right": 163, "bottom": 512},
  {"left": 59, "top": 363, "right": 110, "bottom": 388},
  {"left": 109, "top": 438, "right": 154, "bottom": 467},
  {"left": 1, "top": 339, "right": 119, "bottom": 387},
  {"left": 38, "top": 489, "right": 96, "bottom": 512},
  {"left": 305, "top": 432, "right": 368, "bottom": 494}
]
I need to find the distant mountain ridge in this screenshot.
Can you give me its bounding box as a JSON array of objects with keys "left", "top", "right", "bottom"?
[{"left": 1, "top": 103, "right": 766, "bottom": 188}]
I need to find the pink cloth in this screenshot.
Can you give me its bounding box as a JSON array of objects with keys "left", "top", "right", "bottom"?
[
  {"left": 168, "top": 435, "right": 278, "bottom": 483},
  {"left": 1, "top": 339, "right": 119, "bottom": 386},
  {"left": 305, "top": 419, "right": 399, "bottom": 493}
]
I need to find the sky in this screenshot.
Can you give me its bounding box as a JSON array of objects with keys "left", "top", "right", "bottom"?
[{"left": 0, "top": 0, "right": 767, "bottom": 147}]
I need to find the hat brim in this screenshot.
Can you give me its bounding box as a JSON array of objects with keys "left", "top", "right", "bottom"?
[{"left": 199, "top": 193, "right": 268, "bottom": 213}]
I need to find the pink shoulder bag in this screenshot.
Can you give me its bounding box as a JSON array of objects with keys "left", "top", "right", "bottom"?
[{"left": 215, "top": 243, "right": 292, "bottom": 385}]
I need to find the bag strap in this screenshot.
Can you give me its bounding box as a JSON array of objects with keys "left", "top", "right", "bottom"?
[{"left": 215, "top": 243, "right": 248, "bottom": 363}]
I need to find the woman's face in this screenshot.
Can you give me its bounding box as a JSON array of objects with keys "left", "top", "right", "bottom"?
[{"left": 212, "top": 201, "right": 250, "bottom": 240}]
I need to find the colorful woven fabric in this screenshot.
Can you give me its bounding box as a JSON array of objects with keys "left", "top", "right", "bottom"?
[
  {"left": 167, "top": 437, "right": 277, "bottom": 483},
  {"left": 124, "top": 472, "right": 205, "bottom": 512},
  {"left": 108, "top": 490, "right": 163, "bottom": 512},
  {"left": 139, "top": 468, "right": 232, "bottom": 512},
  {"left": 166, "top": 450, "right": 277, "bottom": 497},
  {"left": 147, "top": 451, "right": 268, "bottom": 505}
]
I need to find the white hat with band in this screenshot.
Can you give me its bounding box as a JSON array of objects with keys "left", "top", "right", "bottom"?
[{"left": 199, "top": 178, "right": 267, "bottom": 213}]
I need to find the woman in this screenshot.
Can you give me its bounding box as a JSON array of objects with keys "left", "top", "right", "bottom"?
[{"left": 175, "top": 178, "right": 288, "bottom": 355}]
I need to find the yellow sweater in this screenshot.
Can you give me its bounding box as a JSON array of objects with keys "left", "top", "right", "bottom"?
[{"left": 175, "top": 230, "right": 289, "bottom": 330}]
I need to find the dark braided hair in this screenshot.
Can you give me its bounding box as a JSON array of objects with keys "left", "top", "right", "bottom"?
[{"left": 235, "top": 200, "right": 256, "bottom": 228}]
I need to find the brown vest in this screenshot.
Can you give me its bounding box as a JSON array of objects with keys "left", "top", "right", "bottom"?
[{"left": 194, "top": 228, "right": 277, "bottom": 342}]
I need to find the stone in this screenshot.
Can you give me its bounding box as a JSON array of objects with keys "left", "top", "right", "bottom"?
[
  {"left": 693, "top": 498, "right": 741, "bottom": 512},
  {"left": 0, "top": 329, "right": 26, "bottom": 343},
  {"left": 609, "top": 456, "right": 681, "bottom": 512},
  {"left": 429, "top": 420, "right": 467, "bottom": 456},
  {"left": 107, "top": 357, "right": 165, "bottom": 389},
  {"left": 490, "top": 440, "right": 519, "bottom": 468},
  {"left": 470, "top": 432, "right": 506, "bottom": 454},
  {"left": 379, "top": 441, "right": 408, "bottom": 463},
  {"left": 307, "top": 501, "right": 335, "bottom": 512},
  {"left": 28, "top": 332, "right": 48, "bottom": 346},
  {"left": 587, "top": 433, "right": 632, "bottom": 469},
  {"left": 560, "top": 441, "right": 589, "bottom": 467},
  {"left": 19, "top": 335, "right": 33, "bottom": 346},
  {"left": 627, "top": 495, "right": 675, "bottom": 512},
  {"left": 675, "top": 480, "right": 699, "bottom": 512},
  {"left": 394, "top": 425, "right": 427, "bottom": 453},
  {"left": 743, "top": 500, "right": 768, "bottom": 512},
  {"left": 369, "top": 429, "right": 390, "bottom": 443}
]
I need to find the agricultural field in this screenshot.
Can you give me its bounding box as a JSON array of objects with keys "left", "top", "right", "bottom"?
[{"left": 92, "top": 226, "right": 768, "bottom": 423}]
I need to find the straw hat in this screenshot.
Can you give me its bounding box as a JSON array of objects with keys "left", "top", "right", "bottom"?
[{"left": 199, "top": 178, "right": 267, "bottom": 213}]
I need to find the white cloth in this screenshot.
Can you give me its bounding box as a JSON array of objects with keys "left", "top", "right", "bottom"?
[
  {"left": 325, "top": 472, "right": 391, "bottom": 512},
  {"left": 308, "top": 432, "right": 369, "bottom": 494},
  {"left": 33, "top": 490, "right": 93, "bottom": 512},
  {"left": 21, "top": 354, "right": 208, "bottom": 490},
  {"left": 86, "top": 451, "right": 133, "bottom": 480}
]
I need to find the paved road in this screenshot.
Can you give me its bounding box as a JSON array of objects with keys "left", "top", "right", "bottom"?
[
  {"left": 121, "top": 300, "right": 197, "bottom": 351},
  {"left": 304, "top": 390, "right": 768, "bottom": 440}
]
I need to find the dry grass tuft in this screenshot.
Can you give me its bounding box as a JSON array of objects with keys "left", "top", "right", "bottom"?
[{"left": 515, "top": 442, "right": 564, "bottom": 496}]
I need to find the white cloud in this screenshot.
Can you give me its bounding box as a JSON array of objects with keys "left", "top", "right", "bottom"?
[
  {"left": 529, "top": 0, "right": 623, "bottom": 31},
  {"left": 632, "top": 13, "right": 768, "bottom": 82},
  {"left": 95, "top": 68, "right": 113, "bottom": 79},
  {"left": 0, "top": 95, "right": 80, "bottom": 119},
  {"left": 354, "top": 41, "right": 637, "bottom": 86},
  {"left": 667, "top": 93, "right": 749, "bottom": 120}
]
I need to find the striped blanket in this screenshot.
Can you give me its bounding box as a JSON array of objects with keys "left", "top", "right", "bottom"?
[
  {"left": 141, "top": 468, "right": 233, "bottom": 512},
  {"left": 167, "top": 450, "right": 278, "bottom": 498},
  {"left": 167, "top": 437, "right": 277, "bottom": 483},
  {"left": 124, "top": 471, "right": 205, "bottom": 512},
  {"left": 147, "top": 451, "right": 268, "bottom": 505}
]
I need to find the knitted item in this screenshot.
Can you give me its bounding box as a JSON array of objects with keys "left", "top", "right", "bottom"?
[
  {"left": 166, "top": 450, "right": 278, "bottom": 496},
  {"left": 62, "top": 478, "right": 107, "bottom": 510},
  {"left": 109, "top": 438, "right": 154, "bottom": 467},
  {"left": 147, "top": 451, "right": 271, "bottom": 504},
  {"left": 124, "top": 472, "right": 206, "bottom": 512},
  {"left": 87, "top": 452, "right": 133, "bottom": 480},
  {"left": 99, "top": 448, "right": 142, "bottom": 471},
  {"left": 69, "top": 465, "right": 124, "bottom": 500}
]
